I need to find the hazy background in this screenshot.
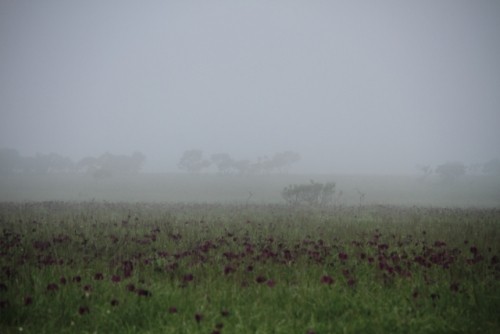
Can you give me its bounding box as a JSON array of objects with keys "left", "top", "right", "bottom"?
[{"left": 1, "top": 0, "right": 499, "bottom": 174}]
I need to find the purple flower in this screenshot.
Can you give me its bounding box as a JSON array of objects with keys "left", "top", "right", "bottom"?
[
  {"left": 46, "top": 283, "right": 59, "bottom": 292},
  {"left": 111, "top": 275, "right": 121, "bottom": 283},
  {"left": 122, "top": 261, "right": 134, "bottom": 278},
  {"left": 224, "top": 265, "right": 235, "bottom": 275},
  {"left": 347, "top": 278, "right": 356, "bottom": 287},
  {"left": 434, "top": 241, "right": 446, "bottom": 247},
  {"left": 167, "top": 262, "right": 179, "bottom": 271},
  {"left": 378, "top": 244, "right": 389, "bottom": 251},
  {"left": 137, "top": 289, "right": 152, "bottom": 297},
  {"left": 266, "top": 279, "right": 276, "bottom": 288},
  {"left": 342, "top": 269, "right": 350, "bottom": 278},
  {"left": 255, "top": 275, "right": 266, "bottom": 284},
  {"left": 94, "top": 273, "right": 104, "bottom": 280},
  {"left": 195, "top": 313, "right": 203, "bottom": 323},
  {"left": 183, "top": 274, "right": 194, "bottom": 283},
  {"left": 33, "top": 240, "right": 51, "bottom": 251},
  {"left": 320, "top": 275, "right": 334, "bottom": 285},
  {"left": 78, "top": 306, "right": 90, "bottom": 315},
  {"left": 0, "top": 300, "right": 10, "bottom": 309},
  {"left": 168, "top": 306, "right": 178, "bottom": 314},
  {"left": 24, "top": 296, "right": 33, "bottom": 306}
]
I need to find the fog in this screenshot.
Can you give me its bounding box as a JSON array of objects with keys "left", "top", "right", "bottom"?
[{"left": 1, "top": 0, "right": 499, "bottom": 174}]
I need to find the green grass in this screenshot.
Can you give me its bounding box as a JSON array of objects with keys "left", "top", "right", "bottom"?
[{"left": 0, "top": 202, "right": 499, "bottom": 333}]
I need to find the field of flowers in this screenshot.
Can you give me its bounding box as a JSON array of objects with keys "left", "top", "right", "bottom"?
[{"left": 1, "top": 202, "right": 499, "bottom": 333}]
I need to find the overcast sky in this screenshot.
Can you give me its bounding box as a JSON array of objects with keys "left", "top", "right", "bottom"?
[{"left": 1, "top": 0, "right": 499, "bottom": 173}]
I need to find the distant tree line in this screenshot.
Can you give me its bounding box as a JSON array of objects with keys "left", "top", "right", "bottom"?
[
  {"left": 77, "top": 152, "right": 146, "bottom": 179},
  {"left": 417, "top": 159, "right": 500, "bottom": 182},
  {"left": 0, "top": 148, "right": 146, "bottom": 178},
  {"left": 178, "top": 149, "right": 301, "bottom": 175}
]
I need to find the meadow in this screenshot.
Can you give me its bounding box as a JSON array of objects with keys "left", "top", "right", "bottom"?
[
  {"left": 0, "top": 173, "right": 499, "bottom": 333},
  {"left": 0, "top": 201, "right": 499, "bottom": 333},
  {"left": 1, "top": 172, "right": 499, "bottom": 207}
]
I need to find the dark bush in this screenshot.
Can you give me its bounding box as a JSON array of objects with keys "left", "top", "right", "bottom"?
[{"left": 281, "top": 180, "right": 335, "bottom": 206}]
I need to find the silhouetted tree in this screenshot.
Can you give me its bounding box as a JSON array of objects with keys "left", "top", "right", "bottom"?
[
  {"left": 98, "top": 152, "right": 145, "bottom": 174},
  {"left": 269, "top": 151, "right": 301, "bottom": 173},
  {"left": 416, "top": 164, "right": 433, "bottom": 182},
  {"left": 0, "top": 149, "right": 75, "bottom": 174},
  {"left": 76, "top": 156, "right": 99, "bottom": 174},
  {"left": 482, "top": 159, "right": 500, "bottom": 176},
  {"left": 181, "top": 150, "right": 301, "bottom": 175},
  {"left": 211, "top": 153, "right": 234, "bottom": 174},
  {"left": 77, "top": 152, "right": 146, "bottom": 176},
  {"left": 232, "top": 159, "right": 252, "bottom": 175},
  {"left": 178, "top": 149, "right": 211, "bottom": 173},
  {"left": 435, "top": 162, "right": 466, "bottom": 182},
  {"left": 92, "top": 168, "right": 113, "bottom": 180}
]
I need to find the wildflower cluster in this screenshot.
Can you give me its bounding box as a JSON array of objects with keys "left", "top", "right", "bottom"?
[{"left": 0, "top": 202, "right": 498, "bottom": 333}]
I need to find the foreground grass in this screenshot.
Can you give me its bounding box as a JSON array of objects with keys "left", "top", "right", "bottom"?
[{"left": 0, "top": 202, "right": 499, "bottom": 333}]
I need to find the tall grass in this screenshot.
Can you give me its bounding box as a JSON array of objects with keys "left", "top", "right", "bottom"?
[{"left": 0, "top": 202, "right": 499, "bottom": 333}]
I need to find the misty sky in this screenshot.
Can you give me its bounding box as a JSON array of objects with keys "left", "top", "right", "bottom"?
[{"left": 1, "top": 0, "right": 499, "bottom": 173}]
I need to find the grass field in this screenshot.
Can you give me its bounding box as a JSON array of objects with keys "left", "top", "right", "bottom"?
[
  {"left": 1, "top": 173, "right": 499, "bottom": 207},
  {"left": 0, "top": 174, "right": 499, "bottom": 333},
  {"left": 0, "top": 200, "right": 499, "bottom": 333}
]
